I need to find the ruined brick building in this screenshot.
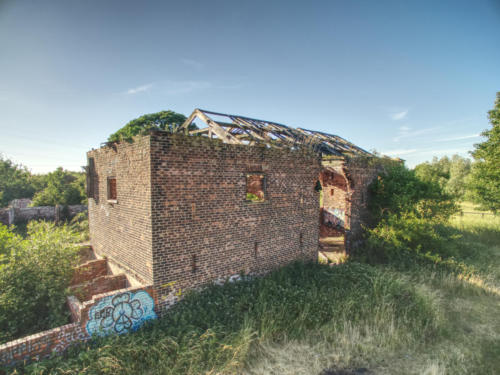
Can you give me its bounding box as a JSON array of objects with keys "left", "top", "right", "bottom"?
[
  {"left": 0, "top": 108, "right": 383, "bottom": 367},
  {"left": 86, "top": 109, "right": 379, "bottom": 311}
]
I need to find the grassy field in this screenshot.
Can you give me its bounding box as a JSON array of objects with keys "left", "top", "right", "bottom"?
[{"left": 11, "top": 209, "right": 500, "bottom": 375}]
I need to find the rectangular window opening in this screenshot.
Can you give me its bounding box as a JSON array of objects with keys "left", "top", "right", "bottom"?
[
  {"left": 246, "top": 173, "right": 265, "bottom": 202},
  {"left": 107, "top": 177, "right": 117, "bottom": 202}
]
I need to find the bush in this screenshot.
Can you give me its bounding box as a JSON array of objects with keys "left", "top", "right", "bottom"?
[
  {"left": 0, "top": 222, "right": 80, "bottom": 344},
  {"left": 363, "top": 213, "right": 462, "bottom": 266},
  {"left": 361, "top": 163, "right": 461, "bottom": 267},
  {"left": 69, "top": 212, "right": 89, "bottom": 242},
  {"left": 0, "top": 223, "right": 20, "bottom": 266},
  {"left": 369, "top": 163, "right": 458, "bottom": 224}
]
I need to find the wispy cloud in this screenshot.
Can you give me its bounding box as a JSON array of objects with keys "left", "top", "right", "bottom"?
[
  {"left": 393, "top": 126, "right": 442, "bottom": 142},
  {"left": 381, "top": 149, "right": 418, "bottom": 156},
  {"left": 125, "top": 83, "right": 153, "bottom": 95},
  {"left": 164, "top": 80, "right": 211, "bottom": 95},
  {"left": 416, "top": 147, "right": 472, "bottom": 156},
  {"left": 382, "top": 147, "right": 471, "bottom": 159},
  {"left": 439, "top": 134, "right": 480, "bottom": 142},
  {"left": 390, "top": 110, "right": 408, "bottom": 121},
  {"left": 181, "top": 58, "right": 204, "bottom": 70}
]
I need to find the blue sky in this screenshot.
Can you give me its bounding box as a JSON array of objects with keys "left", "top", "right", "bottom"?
[{"left": 0, "top": 0, "right": 499, "bottom": 173}]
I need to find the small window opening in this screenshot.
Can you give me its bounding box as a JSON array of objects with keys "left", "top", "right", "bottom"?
[
  {"left": 330, "top": 188, "right": 334, "bottom": 196},
  {"left": 254, "top": 242, "right": 259, "bottom": 258},
  {"left": 191, "top": 254, "right": 197, "bottom": 273},
  {"left": 299, "top": 232, "right": 303, "bottom": 250},
  {"left": 107, "top": 177, "right": 117, "bottom": 202},
  {"left": 246, "top": 173, "right": 265, "bottom": 202}
]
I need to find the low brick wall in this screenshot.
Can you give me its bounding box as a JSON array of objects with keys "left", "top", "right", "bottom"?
[
  {"left": 71, "top": 258, "right": 108, "bottom": 286},
  {"left": 0, "top": 323, "right": 89, "bottom": 367},
  {"left": 70, "top": 274, "right": 128, "bottom": 302},
  {"left": 0, "top": 205, "right": 87, "bottom": 225},
  {"left": 0, "top": 285, "right": 157, "bottom": 368}
]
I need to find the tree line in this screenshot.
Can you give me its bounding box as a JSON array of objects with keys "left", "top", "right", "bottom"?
[
  {"left": 0, "top": 159, "right": 86, "bottom": 207},
  {"left": 414, "top": 92, "right": 499, "bottom": 212}
]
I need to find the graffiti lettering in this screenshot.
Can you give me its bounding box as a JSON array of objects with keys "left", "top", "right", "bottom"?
[
  {"left": 86, "top": 290, "right": 156, "bottom": 337},
  {"left": 324, "top": 208, "right": 345, "bottom": 228}
]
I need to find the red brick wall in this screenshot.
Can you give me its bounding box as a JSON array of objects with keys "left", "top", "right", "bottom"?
[
  {"left": 343, "top": 157, "right": 380, "bottom": 251},
  {"left": 149, "top": 133, "right": 321, "bottom": 309},
  {"left": 71, "top": 258, "right": 108, "bottom": 286},
  {"left": 0, "top": 323, "right": 90, "bottom": 367},
  {"left": 320, "top": 169, "right": 348, "bottom": 213},
  {"left": 87, "top": 137, "right": 154, "bottom": 284},
  {"left": 70, "top": 274, "right": 128, "bottom": 302}
]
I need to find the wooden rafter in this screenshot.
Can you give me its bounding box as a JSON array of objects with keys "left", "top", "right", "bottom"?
[{"left": 178, "top": 108, "right": 372, "bottom": 158}]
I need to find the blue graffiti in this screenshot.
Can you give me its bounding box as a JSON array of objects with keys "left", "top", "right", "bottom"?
[
  {"left": 324, "top": 208, "right": 345, "bottom": 228},
  {"left": 86, "top": 290, "right": 156, "bottom": 337}
]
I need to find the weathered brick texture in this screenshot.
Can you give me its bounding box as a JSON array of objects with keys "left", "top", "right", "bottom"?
[
  {"left": 87, "top": 137, "right": 153, "bottom": 284},
  {"left": 0, "top": 323, "right": 89, "bottom": 367},
  {"left": 71, "top": 258, "right": 108, "bottom": 286},
  {"left": 70, "top": 274, "right": 128, "bottom": 302},
  {"left": 86, "top": 133, "right": 377, "bottom": 308},
  {"left": 149, "top": 133, "right": 321, "bottom": 308}
]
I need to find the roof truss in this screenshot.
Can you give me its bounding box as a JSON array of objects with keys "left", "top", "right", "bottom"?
[{"left": 178, "top": 108, "right": 372, "bottom": 158}]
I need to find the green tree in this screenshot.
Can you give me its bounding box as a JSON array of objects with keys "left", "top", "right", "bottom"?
[
  {"left": 414, "top": 156, "right": 451, "bottom": 191},
  {"left": 0, "top": 156, "right": 35, "bottom": 207},
  {"left": 108, "top": 110, "right": 197, "bottom": 142},
  {"left": 31, "top": 168, "right": 86, "bottom": 206},
  {"left": 414, "top": 155, "right": 471, "bottom": 199},
  {"left": 446, "top": 155, "right": 471, "bottom": 199},
  {"left": 469, "top": 92, "right": 500, "bottom": 212}
]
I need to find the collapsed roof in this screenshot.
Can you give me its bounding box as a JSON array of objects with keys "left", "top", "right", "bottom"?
[{"left": 178, "top": 109, "right": 372, "bottom": 158}]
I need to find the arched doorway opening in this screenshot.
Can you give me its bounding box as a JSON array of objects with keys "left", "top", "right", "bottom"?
[{"left": 318, "top": 168, "right": 349, "bottom": 263}]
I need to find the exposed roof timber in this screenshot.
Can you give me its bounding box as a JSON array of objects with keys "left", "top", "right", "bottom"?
[{"left": 179, "top": 108, "right": 372, "bottom": 157}]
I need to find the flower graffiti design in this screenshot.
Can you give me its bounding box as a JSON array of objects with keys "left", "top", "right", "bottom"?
[{"left": 86, "top": 290, "right": 156, "bottom": 337}]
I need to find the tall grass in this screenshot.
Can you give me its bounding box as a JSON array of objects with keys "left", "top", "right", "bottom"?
[{"left": 18, "top": 262, "right": 438, "bottom": 375}]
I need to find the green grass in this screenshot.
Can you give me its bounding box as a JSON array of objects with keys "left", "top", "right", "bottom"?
[{"left": 10, "top": 211, "right": 500, "bottom": 375}]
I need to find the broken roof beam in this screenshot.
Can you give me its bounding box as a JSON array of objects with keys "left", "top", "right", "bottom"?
[
  {"left": 181, "top": 109, "right": 242, "bottom": 144},
  {"left": 180, "top": 108, "right": 372, "bottom": 157}
]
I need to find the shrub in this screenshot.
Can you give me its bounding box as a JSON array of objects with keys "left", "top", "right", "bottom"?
[
  {"left": 363, "top": 213, "right": 462, "bottom": 266},
  {"left": 0, "top": 223, "right": 20, "bottom": 266},
  {"left": 369, "top": 163, "right": 458, "bottom": 224},
  {"left": 69, "top": 212, "right": 89, "bottom": 242},
  {"left": 0, "top": 222, "right": 80, "bottom": 344},
  {"left": 361, "top": 163, "right": 460, "bottom": 267}
]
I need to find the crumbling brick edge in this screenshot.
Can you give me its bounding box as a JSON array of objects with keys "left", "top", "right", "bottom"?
[{"left": 0, "top": 285, "right": 157, "bottom": 368}]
